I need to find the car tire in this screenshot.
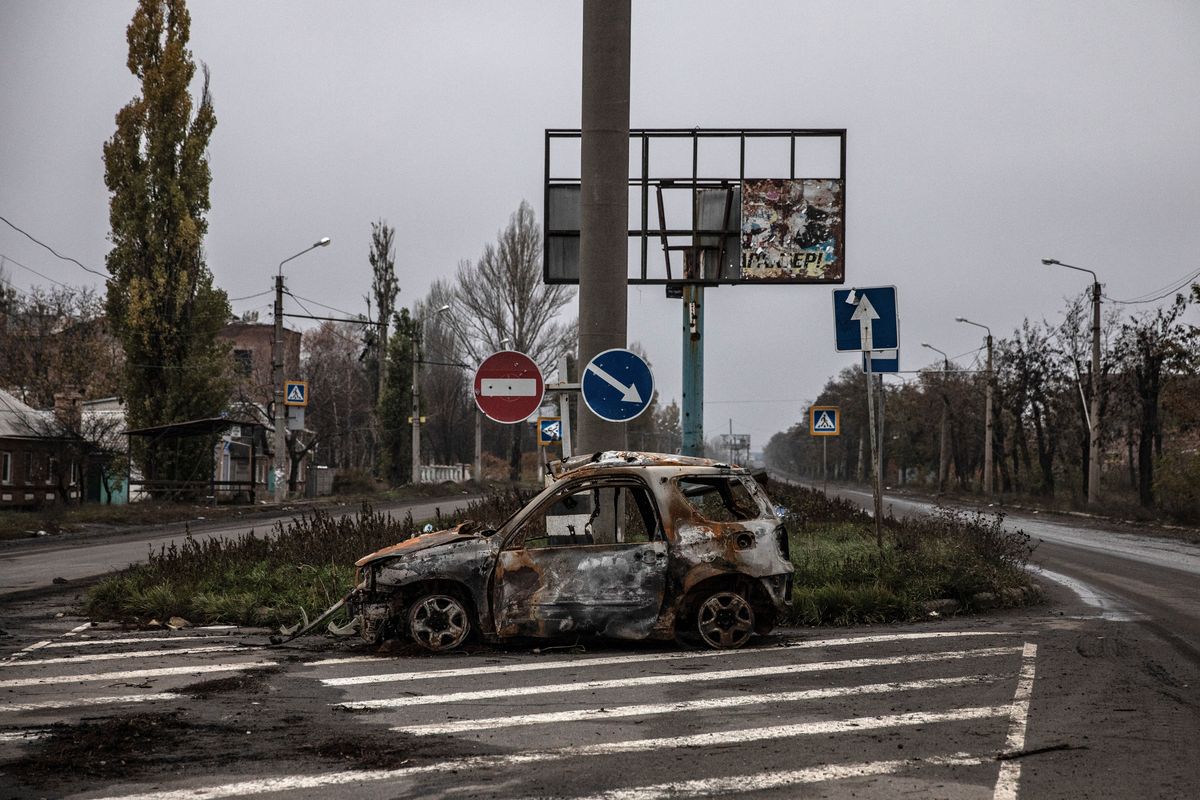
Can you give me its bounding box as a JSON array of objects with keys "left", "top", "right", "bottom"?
[
  {"left": 695, "top": 589, "right": 755, "bottom": 649},
  {"left": 407, "top": 593, "right": 472, "bottom": 652}
]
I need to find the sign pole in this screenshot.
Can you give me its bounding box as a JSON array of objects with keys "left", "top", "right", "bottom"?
[
  {"left": 863, "top": 329, "right": 884, "bottom": 552},
  {"left": 557, "top": 354, "right": 573, "bottom": 459},
  {"left": 681, "top": 283, "right": 704, "bottom": 456},
  {"left": 823, "top": 437, "right": 828, "bottom": 495}
]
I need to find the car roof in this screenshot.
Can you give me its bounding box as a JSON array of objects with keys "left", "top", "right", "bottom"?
[{"left": 547, "top": 450, "right": 744, "bottom": 481}]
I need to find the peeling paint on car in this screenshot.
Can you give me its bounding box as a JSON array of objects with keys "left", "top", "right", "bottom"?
[{"left": 347, "top": 452, "right": 793, "bottom": 651}]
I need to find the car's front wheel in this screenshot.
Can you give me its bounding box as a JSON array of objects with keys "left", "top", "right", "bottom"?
[
  {"left": 695, "top": 589, "right": 755, "bottom": 649},
  {"left": 407, "top": 593, "right": 471, "bottom": 652}
]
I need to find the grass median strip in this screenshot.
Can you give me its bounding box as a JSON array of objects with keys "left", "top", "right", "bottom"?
[{"left": 82, "top": 484, "right": 1039, "bottom": 629}]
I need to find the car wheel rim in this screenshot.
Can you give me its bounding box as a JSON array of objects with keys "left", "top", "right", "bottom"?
[
  {"left": 697, "top": 591, "right": 754, "bottom": 649},
  {"left": 410, "top": 595, "right": 469, "bottom": 651}
]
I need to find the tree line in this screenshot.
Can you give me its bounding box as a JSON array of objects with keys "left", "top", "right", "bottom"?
[{"left": 765, "top": 288, "right": 1200, "bottom": 520}]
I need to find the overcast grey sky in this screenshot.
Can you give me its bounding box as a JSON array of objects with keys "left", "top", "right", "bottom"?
[{"left": 2, "top": 1, "right": 1198, "bottom": 450}]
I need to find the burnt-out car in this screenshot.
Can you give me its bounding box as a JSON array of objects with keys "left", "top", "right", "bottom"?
[{"left": 349, "top": 452, "right": 793, "bottom": 652}]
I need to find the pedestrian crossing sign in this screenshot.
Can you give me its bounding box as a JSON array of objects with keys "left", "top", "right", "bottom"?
[
  {"left": 284, "top": 380, "right": 308, "bottom": 407},
  {"left": 809, "top": 405, "right": 840, "bottom": 436}
]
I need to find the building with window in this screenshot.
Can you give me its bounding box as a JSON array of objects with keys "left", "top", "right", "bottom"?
[{"left": 0, "top": 388, "right": 81, "bottom": 507}]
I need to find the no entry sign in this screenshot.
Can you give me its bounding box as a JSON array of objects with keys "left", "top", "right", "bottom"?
[{"left": 473, "top": 350, "right": 545, "bottom": 424}]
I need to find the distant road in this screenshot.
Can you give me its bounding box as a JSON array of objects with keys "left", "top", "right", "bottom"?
[
  {"left": 0, "top": 496, "right": 477, "bottom": 598},
  {"left": 799, "top": 479, "right": 1200, "bottom": 659}
]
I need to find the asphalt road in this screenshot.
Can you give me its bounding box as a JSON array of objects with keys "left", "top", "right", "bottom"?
[
  {"left": 0, "top": 495, "right": 478, "bottom": 598},
  {"left": 0, "top": 487, "right": 1197, "bottom": 798}
]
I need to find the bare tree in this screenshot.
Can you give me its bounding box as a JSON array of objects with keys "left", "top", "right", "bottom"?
[
  {"left": 437, "top": 201, "right": 577, "bottom": 480},
  {"left": 1113, "top": 293, "right": 1197, "bottom": 506},
  {"left": 303, "top": 321, "right": 375, "bottom": 469}
]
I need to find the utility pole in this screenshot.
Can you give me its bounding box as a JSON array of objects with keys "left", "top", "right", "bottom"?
[
  {"left": 922, "top": 343, "right": 952, "bottom": 493},
  {"left": 985, "top": 333, "right": 994, "bottom": 495},
  {"left": 272, "top": 274, "right": 285, "bottom": 502},
  {"left": 272, "top": 237, "right": 330, "bottom": 503},
  {"left": 956, "top": 317, "right": 993, "bottom": 495},
  {"left": 1043, "top": 258, "right": 1103, "bottom": 505},
  {"left": 575, "top": 0, "right": 631, "bottom": 454},
  {"left": 410, "top": 329, "right": 421, "bottom": 484},
  {"left": 409, "top": 304, "right": 450, "bottom": 484}
]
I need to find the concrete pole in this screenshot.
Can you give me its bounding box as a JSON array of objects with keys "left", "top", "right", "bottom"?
[
  {"left": 272, "top": 274, "right": 286, "bottom": 502},
  {"left": 1088, "top": 280, "right": 1102, "bottom": 505},
  {"left": 575, "top": 0, "right": 630, "bottom": 455},
  {"left": 411, "top": 332, "right": 421, "bottom": 484},
  {"left": 984, "top": 334, "right": 994, "bottom": 495},
  {"left": 474, "top": 409, "right": 482, "bottom": 483},
  {"left": 939, "top": 358, "right": 950, "bottom": 493}
]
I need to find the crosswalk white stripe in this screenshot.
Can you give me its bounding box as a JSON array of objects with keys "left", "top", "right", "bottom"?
[
  {"left": 338, "top": 646, "right": 1020, "bottom": 709},
  {"left": 562, "top": 753, "right": 990, "bottom": 800},
  {"left": 391, "top": 673, "right": 1001, "bottom": 736},
  {"left": 0, "top": 692, "right": 183, "bottom": 713},
  {"left": 994, "top": 642, "right": 1039, "bottom": 800},
  {"left": 0, "top": 644, "right": 248, "bottom": 667},
  {"left": 316, "top": 630, "right": 1015, "bottom": 682},
  {"left": 42, "top": 634, "right": 236, "bottom": 648},
  {"left": 0, "top": 660, "right": 276, "bottom": 688},
  {"left": 87, "top": 707, "right": 1010, "bottom": 800},
  {"left": 0, "top": 729, "right": 47, "bottom": 743}
]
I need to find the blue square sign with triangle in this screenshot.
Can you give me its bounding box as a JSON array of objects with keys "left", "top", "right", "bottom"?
[
  {"left": 810, "top": 405, "right": 840, "bottom": 436},
  {"left": 284, "top": 380, "right": 308, "bottom": 407}
]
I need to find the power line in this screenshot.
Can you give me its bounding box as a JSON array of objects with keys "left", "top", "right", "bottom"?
[
  {"left": 0, "top": 252, "right": 70, "bottom": 288},
  {"left": 285, "top": 291, "right": 363, "bottom": 319},
  {"left": 0, "top": 214, "right": 108, "bottom": 280},
  {"left": 228, "top": 288, "right": 273, "bottom": 302},
  {"left": 1104, "top": 266, "right": 1200, "bottom": 305}
]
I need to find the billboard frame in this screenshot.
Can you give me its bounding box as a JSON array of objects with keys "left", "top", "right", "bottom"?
[{"left": 544, "top": 128, "right": 847, "bottom": 286}]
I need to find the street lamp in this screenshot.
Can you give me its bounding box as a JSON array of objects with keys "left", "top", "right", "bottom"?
[
  {"left": 955, "top": 317, "right": 994, "bottom": 496},
  {"left": 411, "top": 304, "right": 451, "bottom": 484},
  {"left": 1043, "top": 257, "right": 1103, "bottom": 506},
  {"left": 921, "top": 342, "right": 952, "bottom": 493},
  {"left": 272, "top": 237, "right": 330, "bottom": 503}
]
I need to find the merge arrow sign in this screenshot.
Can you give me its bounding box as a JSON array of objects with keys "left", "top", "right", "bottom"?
[{"left": 586, "top": 362, "right": 643, "bottom": 404}]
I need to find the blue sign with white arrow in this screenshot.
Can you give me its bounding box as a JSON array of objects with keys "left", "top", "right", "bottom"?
[
  {"left": 581, "top": 348, "right": 655, "bottom": 423},
  {"left": 833, "top": 286, "right": 899, "bottom": 352}
]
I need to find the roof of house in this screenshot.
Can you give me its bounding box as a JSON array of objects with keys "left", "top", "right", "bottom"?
[{"left": 0, "top": 389, "right": 56, "bottom": 440}]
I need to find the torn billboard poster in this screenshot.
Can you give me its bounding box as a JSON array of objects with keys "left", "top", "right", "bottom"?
[{"left": 740, "top": 178, "right": 845, "bottom": 282}]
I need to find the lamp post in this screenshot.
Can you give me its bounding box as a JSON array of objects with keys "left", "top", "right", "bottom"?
[
  {"left": 1043, "top": 258, "right": 1103, "bottom": 506},
  {"left": 273, "top": 237, "right": 330, "bottom": 503},
  {"left": 921, "top": 342, "right": 952, "bottom": 493},
  {"left": 955, "top": 317, "right": 993, "bottom": 495},
  {"left": 410, "top": 304, "right": 451, "bottom": 484}
]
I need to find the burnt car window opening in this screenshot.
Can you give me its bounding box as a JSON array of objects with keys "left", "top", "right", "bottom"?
[
  {"left": 676, "top": 477, "right": 765, "bottom": 522},
  {"left": 516, "top": 481, "right": 661, "bottom": 549}
]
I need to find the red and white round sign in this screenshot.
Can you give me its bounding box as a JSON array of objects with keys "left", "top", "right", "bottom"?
[{"left": 473, "top": 350, "right": 545, "bottom": 424}]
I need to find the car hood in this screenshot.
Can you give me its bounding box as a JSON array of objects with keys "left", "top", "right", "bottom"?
[{"left": 354, "top": 521, "right": 488, "bottom": 567}]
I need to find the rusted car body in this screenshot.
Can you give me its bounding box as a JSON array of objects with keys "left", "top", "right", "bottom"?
[{"left": 349, "top": 452, "right": 793, "bottom": 651}]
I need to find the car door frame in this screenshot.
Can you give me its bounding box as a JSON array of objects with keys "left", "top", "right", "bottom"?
[{"left": 491, "top": 475, "right": 668, "bottom": 640}]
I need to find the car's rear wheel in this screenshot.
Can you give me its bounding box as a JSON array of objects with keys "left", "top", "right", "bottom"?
[
  {"left": 407, "top": 593, "right": 471, "bottom": 652},
  {"left": 695, "top": 589, "right": 755, "bottom": 649}
]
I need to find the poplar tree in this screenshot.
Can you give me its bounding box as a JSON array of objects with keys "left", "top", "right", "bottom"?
[{"left": 103, "top": 0, "right": 230, "bottom": 487}]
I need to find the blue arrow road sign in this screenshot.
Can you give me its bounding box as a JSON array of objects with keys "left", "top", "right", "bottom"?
[
  {"left": 863, "top": 349, "right": 900, "bottom": 373},
  {"left": 833, "top": 286, "right": 899, "bottom": 352},
  {"left": 581, "top": 348, "right": 654, "bottom": 423}
]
